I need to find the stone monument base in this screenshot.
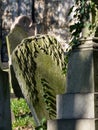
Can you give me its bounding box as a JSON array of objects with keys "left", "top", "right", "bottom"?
[
  {"left": 47, "top": 39, "right": 98, "bottom": 130},
  {"left": 47, "top": 119, "right": 98, "bottom": 130}
]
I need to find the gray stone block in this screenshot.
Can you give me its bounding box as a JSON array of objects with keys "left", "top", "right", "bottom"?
[
  {"left": 66, "top": 42, "right": 98, "bottom": 93},
  {"left": 66, "top": 49, "right": 94, "bottom": 93},
  {"left": 47, "top": 119, "right": 97, "bottom": 130},
  {"left": 47, "top": 40, "right": 98, "bottom": 130},
  {"left": 57, "top": 93, "right": 98, "bottom": 119},
  {"left": 94, "top": 51, "right": 98, "bottom": 92}
]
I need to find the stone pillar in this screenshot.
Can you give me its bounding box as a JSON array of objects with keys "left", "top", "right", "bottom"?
[
  {"left": 0, "top": 68, "right": 12, "bottom": 130},
  {"left": 47, "top": 39, "right": 98, "bottom": 130}
]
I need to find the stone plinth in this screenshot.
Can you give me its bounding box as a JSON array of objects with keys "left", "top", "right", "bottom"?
[
  {"left": 57, "top": 93, "right": 98, "bottom": 119},
  {"left": 48, "top": 119, "right": 98, "bottom": 130},
  {"left": 47, "top": 39, "right": 98, "bottom": 130},
  {"left": 65, "top": 41, "right": 98, "bottom": 93}
]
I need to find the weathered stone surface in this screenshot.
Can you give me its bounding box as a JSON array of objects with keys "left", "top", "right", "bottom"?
[
  {"left": 66, "top": 50, "right": 93, "bottom": 92},
  {"left": 57, "top": 93, "right": 98, "bottom": 119},
  {"left": 47, "top": 119, "right": 97, "bottom": 130},
  {"left": 6, "top": 16, "right": 34, "bottom": 98},
  {"left": 0, "top": 68, "right": 11, "bottom": 130},
  {"left": 6, "top": 26, "right": 28, "bottom": 56},
  {"left": 6, "top": 15, "right": 35, "bottom": 59},
  {"left": 66, "top": 41, "right": 98, "bottom": 93},
  {"left": 6, "top": 25, "right": 27, "bottom": 98},
  {"left": 11, "top": 35, "right": 65, "bottom": 125}
]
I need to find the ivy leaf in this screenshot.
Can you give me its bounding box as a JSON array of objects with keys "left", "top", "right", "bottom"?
[
  {"left": 72, "top": 37, "right": 79, "bottom": 45},
  {"left": 70, "top": 25, "right": 77, "bottom": 32}
]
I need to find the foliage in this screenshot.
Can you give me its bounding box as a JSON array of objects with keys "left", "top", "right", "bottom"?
[
  {"left": 11, "top": 98, "right": 31, "bottom": 117},
  {"left": 11, "top": 98, "right": 47, "bottom": 130},
  {"left": 11, "top": 98, "right": 35, "bottom": 129},
  {"left": 35, "top": 118, "right": 47, "bottom": 130},
  {"left": 69, "top": 0, "right": 97, "bottom": 45},
  {"left": 12, "top": 116, "right": 34, "bottom": 129},
  {"left": 64, "top": 0, "right": 98, "bottom": 75}
]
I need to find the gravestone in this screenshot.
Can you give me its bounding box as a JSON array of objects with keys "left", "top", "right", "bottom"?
[
  {"left": 0, "top": 68, "right": 11, "bottom": 130},
  {"left": 47, "top": 39, "right": 98, "bottom": 130},
  {"left": 11, "top": 34, "right": 65, "bottom": 126},
  {"left": 7, "top": 15, "right": 34, "bottom": 56},
  {"left": 6, "top": 15, "right": 35, "bottom": 98}
]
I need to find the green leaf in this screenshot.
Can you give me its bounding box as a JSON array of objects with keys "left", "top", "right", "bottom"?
[{"left": 70, "top": 25, "right": 76, "bottom": 32}]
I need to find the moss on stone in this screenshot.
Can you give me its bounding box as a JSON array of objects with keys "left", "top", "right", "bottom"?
[{"left": 12, "top": 34, "right": 66, "bottom": 124}]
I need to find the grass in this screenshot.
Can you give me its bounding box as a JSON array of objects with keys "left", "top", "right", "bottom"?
[{"left": 11, "top": 98, "right": 35, "bottom": 130}]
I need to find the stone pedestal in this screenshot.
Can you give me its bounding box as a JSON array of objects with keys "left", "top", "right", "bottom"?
[
  {"left": 48, "top": 119, "right": 98, "bottom": 130},
  {"left": 47, "top": 39, "right": 98, "bottom": 130}
]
